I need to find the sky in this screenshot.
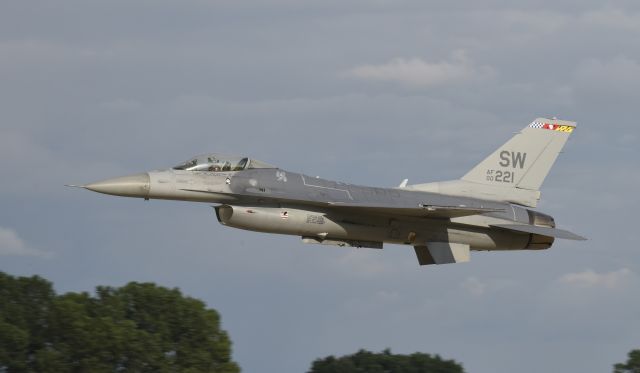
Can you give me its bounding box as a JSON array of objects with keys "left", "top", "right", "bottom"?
[{"left": 1, "top": 1, "right": 639, "bottom": 372}]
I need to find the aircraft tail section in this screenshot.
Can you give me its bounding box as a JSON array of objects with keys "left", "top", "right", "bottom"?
[
  {"left": 408, "top": 118, "right": 576, "bottom": 207},
  {"left": 461, "top": 118, "right": 576, "bottom": 191}
]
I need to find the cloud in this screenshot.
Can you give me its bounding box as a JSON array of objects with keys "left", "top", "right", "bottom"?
[
  {"left": 558, "top": 268, "right": 633, "bottom": 289},
  {"left": 459, "top": 276, "right": 518, "bottom": 298},
  {"left": 460, "top": 277, "right": 487, "bottom": 297},
  {"left": 347, "top": 50, "right": 494, "bottom": 87},
  {"left": 581, "top": 8, "right": 640, "bottom": 32},
  {"left": 574, "top": 56, "right": 640, "bottom": 96},
  {"left": 342, "top": 289, "right": 402, "bottom": 314},
  {"left": 0, "top": 227, "right": 51, "bottom": 258},
  {"left": 99, "top": 98, "right": 142, "bottom": 112},
  {"left": 333, "top": 250, "right": 390, "bottom": 277}
]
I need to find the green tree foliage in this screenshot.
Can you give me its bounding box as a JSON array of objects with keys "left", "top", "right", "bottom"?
[
  {"left": 0, "top": 272, "right": 239, "bottom": 373},
  {"left": 309, "top": 348, "right": 465, "bottom": 373},
  {"left": 614, "top": 349, "right": 640, "bottom": 373}
]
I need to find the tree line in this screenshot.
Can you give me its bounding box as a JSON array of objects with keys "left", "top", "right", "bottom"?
[
  {"left": 0, "top": 272, "right": 238, "bottom": 372},
  {"left": 1, "top": 271, "right": 638, "bottom": 372}
]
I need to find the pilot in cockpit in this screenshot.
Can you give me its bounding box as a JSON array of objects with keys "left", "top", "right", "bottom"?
[
  {"left": 173, "top": 154, "right": 273, "bottom": 172},
  {"left": 207, "top": 157, "right": 221, "bottom": 172}
]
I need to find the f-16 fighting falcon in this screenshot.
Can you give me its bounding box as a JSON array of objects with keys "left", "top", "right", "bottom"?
[{"left": 70, "top": 118, "right": 585, "bottom": 266}]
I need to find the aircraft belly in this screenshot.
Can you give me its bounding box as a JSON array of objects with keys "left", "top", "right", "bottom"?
[
  {"left": 215, "top": 204, "right": 532, "bottom": 250},
  {"left": 384, "top": 221, "right": 530, "bottom": 250}
]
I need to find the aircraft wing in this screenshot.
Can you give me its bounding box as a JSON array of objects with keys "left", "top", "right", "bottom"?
[
  {"left": 178, "top": 188, "right": 504, "bottom": 218},
  {"left": 326, "top": 202, "right": 505, "bottom": 218},
  {"left": 490, "top": 224, "right": 587, "bottom": 240}
]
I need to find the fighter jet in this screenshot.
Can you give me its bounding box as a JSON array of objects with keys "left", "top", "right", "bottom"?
[{"left": 71, "top": 118, "right": 585, "bottom": 266}]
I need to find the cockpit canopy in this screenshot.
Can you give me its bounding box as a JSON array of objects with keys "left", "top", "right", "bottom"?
[{"left": 172, "top": 154, "right": 275, "bottom": 172}]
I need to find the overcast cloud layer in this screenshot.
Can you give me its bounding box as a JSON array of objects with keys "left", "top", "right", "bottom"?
[{"left": 2, "top": 1, "right": 639, "bottom": 372}]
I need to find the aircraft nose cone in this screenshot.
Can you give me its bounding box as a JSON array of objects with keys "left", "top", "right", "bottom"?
[{"left": 84, "top": 173, "right": 150, "bottom": 198}]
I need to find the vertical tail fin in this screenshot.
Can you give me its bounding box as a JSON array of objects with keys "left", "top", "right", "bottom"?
[
  {"left": 408, "top": 118, "right": 577, "bottom": 207},
  {"left": 461, "top": 118, "right": 576, "bottom": 191}
]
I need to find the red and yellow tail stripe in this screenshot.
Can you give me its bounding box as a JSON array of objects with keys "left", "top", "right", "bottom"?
[{"left": 529, "top": 121, "right": 575, "bottom": 133}]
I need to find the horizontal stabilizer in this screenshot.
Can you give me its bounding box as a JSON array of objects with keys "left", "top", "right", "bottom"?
[
  {"left": 491, "top": 224, "right": 586, "bottom": 240},
  {"left": 414, "top": 242, "right": 470, "bottom": 265}
]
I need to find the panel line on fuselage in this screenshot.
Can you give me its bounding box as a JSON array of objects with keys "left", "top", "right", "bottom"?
[
  {"left": 510, "top": 204, "right": 517, "bottom": 221},
  {"left": 300, "top": 174, "right": 354, "bottom": 200}
]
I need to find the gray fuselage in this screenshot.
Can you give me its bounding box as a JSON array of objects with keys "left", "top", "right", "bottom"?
[{"left": 86, "top": 167, "right": 554, "bottom": 252}]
